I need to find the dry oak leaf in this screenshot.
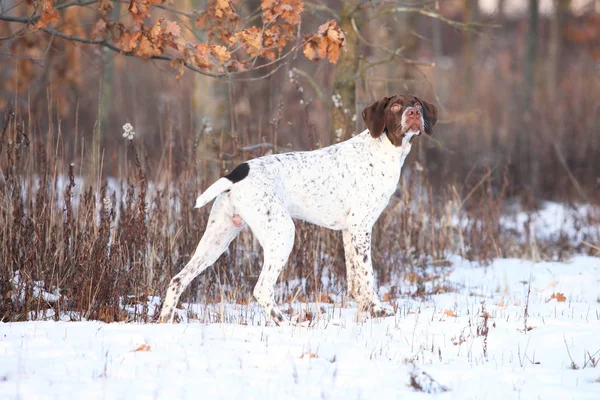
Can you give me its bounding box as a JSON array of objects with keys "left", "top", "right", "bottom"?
[
  {"left": 149, "top": 18, "right": 163, "bottom": 39},
  {"left": 98, "top": 0, "right": 113, "bottom": 16},
  {"left": 320, "top": 19, "right": 345, "bottom": 63},
  {"left": 118, "top": 31, "right": 142, "bottom": 52},
  {"left": 129, "top": 0, "right": 151, "bottom": 24},
  {"left": 134, "top": 344, "right": 151, "bottom": 352},
  {"left": 443, "top": 309, "right": 457, "bottom": 317},
  {"left": 215, "top": 0, "right": 234, "bottom": 19},
  {"left": 193, "top": 43, "right": 212, "bottom": 70},
  {"left": 547, "top": 292, "right": 567, "bottom": 303},
  {"left": 318, "top": 293, "right": 333, "bottom": 303},
  {"left": 34, "top": 0, "right": 60, "bottom": 29},
  {"left": 231, "top": 27, "right": 262, "bottom": 57},
  {"left": 163, "top": 19, "right": 181, "bottom": 38},
  {"left": 302, "top": 36, "right": 326, "bottom": 62},
  {"left": 262, "top": 0, "right": 303, "bottom": 25},
  {"left": 170, "top": 58, "right": 185, "bottom": 81},
  {"left": 90, "top": 19, "right": 108, "bottom": 41},
  {"left": 211, "top": 45, "right": 231, "bottom": 63},
  {"left": 225, "top": 59, "right": 246, "bottom": 72},
  {"left": 136, "top": 35, "right": 162, "bottom": 59},
  {"left": 303, "top": 20, "right": 345, "bottom": 64},
  {"left": 263, "top": 24, "right": 294, "bottom": 51}
]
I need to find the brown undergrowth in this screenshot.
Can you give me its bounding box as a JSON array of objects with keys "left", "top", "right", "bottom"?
[{"left": 0, "top": 102, "right": 597, "bottom": 323}]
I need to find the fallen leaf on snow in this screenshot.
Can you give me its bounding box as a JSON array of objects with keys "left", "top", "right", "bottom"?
[
  {"left": 443, "top": 309, "right": 456, "bottom": 317},
  {"left": 134, "top": 344, "right": 151, "bottom": 352},
  {"left": 547, "top": 292, "right": 567, "bottom": 302}
]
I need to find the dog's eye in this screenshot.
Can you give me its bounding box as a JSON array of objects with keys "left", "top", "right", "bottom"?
[
  {"left": 414, "top": 103, "right": 421, "bottom": 109},
  {"left": 391, "top": 104, "right": 401, "bottom": 111}
]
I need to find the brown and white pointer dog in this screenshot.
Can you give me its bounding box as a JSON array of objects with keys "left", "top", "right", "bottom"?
[{"left": 159, "top": 95, "right": 438, "bottom": 325}]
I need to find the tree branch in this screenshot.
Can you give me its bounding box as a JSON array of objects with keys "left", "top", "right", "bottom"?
[
  {"left": 350, "top": 17, "right": 435, "bottom": 68},
  {"left": 304, "top": 1, "right": 339, "bottom": 20},
  {"left": 0, "top": 13, "right": 307, "bottom": 81},
  {"left": 0, "top": 2, "right": 318, "bottom": 82},
  {"left": 373, "top": 6, "right": 501, "bottom": 31},
  {"left": 291, "top": 67, "right": 329, "bottom": 104}
]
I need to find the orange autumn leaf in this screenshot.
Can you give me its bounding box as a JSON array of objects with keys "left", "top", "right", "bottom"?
[
  {"left": 303, "top": 20, "right": 345, "bottom": 64},
  {"left": 303, "top": 36, "right": 326, "bottom": 62},
  {"left": 211, "top": 45, "right": 231, "bottom": 63},
  {"left": 262, "top": 0, "right": 303, "bottom": 25},
  {"left": 136, "top": 35, "right": 162, "bottom": 59},
  {"left": 34, "top": 0, "right": 60, "bottom": 29},
  {"left": 318, "top": 293, "right": 333, "bottom": 303},
  {"left": 118, "top": 31, "right": 142, "bottom": 52},
  {"left": 215, "top": 0, "right": 234, "bottom": 19},
  {"left": 225, "top": 59, "right": 246, "bottom": 72},
  {"left": 444, "top": 309, "right": 457, "bottom": 317},
  {"left": 193, "top": 43, "right": 212, "bottom": 70},
  {"left": 263, "top": 24, "right": 294, "bottom": 51},
  {"left": 319, "top": 20, "right": 345, "bottom": 63},
  {"left": 547, "top": 292, "right": 567, "bottom": 303},
  {"left": 90, "top": 19, "right": 108, "bottom": 41},
  {"left": 98, "top": 0, "right": 113, "bottom": 16},
  {"left": 170, "top": 58, "right": 185, "bottom": 81},
  {"left": 232, "top": 27, "right": 262, "bottom": 57},
  {"left": 149, "top": 19, "right": 163, "bottom": 39},
  {"left": 129, "top": 0, "right": 151, "bottom": 24},
  {"left": 134, "top": 344, "right": 151, "bottom": 352},
  {"left": 163, "top": 19, "right": 181, "bottom": 38}
]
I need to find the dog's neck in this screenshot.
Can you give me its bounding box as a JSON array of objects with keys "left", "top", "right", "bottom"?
[
  {"left": 369, "top": 129, "right": 417, "bottom": 159},
  {"left": 355, "top": 129, "right": 416, "bottom": 176}
]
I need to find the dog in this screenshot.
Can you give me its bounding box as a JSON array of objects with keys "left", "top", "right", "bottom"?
[{"left": 159, "top": 94, "right": 438, "bottom": 324}]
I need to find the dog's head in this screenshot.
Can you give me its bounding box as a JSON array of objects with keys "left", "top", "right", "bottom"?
[{"left": 362, "top": 94, "right": 438, "bottom": 146}]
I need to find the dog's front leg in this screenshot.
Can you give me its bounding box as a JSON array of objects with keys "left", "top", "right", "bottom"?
[{"left": 342, "top": 228, "right": 395, "bottom": 318}]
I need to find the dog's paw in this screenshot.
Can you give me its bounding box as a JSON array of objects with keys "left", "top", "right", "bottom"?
[
  {"left": 157, "top": 311, "right": 173, "bottom": 324},
  {"left": 370, "top": 303, "right": 395, "bottom": 318},
  {"left": 270, "top": 309, "right": 294, "bottom": 327}
]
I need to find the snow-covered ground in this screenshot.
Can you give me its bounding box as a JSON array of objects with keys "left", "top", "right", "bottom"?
[{"left": 1, "top": 255, "right": 599, "bottom": 399}]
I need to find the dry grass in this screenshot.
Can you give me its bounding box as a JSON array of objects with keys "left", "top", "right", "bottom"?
[
  {"left": 2, "top": 17, "right": 600, "bottom": 322},
  {"left": 1, "top": 93, "right": 597, "bottom": 324}
]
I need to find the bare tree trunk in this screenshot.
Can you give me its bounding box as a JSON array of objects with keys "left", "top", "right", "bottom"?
[
  {"left": 398, "top": 11, "right": 419, "bottom": 87},
  {"left": 523, "top": 0, "right": 538, "bottom": 112},
  {"left": 191, "top": 0, "right": 224, "bottom": 139},
  {"left": 332, "top": 1, "right": 360, "bottom": 143},
  {"left": 519, "top": 0, "right": 539, "bottom": 198},
  {"left": 95, "top": 2, "right": 120, "bottom": 175},
  {"left": 497, "top": 0, "right": 507, "bottom": 19},
  {"left": 463, "top": 0, "right": 479, "bottom": 90},
  {"left": 549, "top": 0, "right": 570, "bottom": 97}
]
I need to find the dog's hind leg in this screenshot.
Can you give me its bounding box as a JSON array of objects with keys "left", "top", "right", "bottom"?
[
  {"left": 233, "top": 196, "right": 295, "bottom": 325},
  {"left": 158, "top": 195, "right": 243, "bottom": 323},
  {"left": 252, "top": 214, "right": 295, "bottom": 325}
]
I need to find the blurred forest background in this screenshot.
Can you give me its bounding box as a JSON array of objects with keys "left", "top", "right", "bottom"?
[{"left": 1, "top": 0, "right": 599, "bottom": 323}]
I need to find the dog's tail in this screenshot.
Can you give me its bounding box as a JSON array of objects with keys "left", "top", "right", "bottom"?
[{"left": 194, "top": 178, "right": 232, "bottom": 209}]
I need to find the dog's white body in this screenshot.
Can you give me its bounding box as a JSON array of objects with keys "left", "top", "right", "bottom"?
[{"left": 159, "top": 128, "right": 419, "bottom": 324}]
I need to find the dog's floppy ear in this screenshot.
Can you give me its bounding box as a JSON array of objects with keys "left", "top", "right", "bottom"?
[
  {"left": 362, "top": 96, "right": 391, "bottom": 138},
  {"left": 418, "top": 98, "right": 438, "bottom": 135}
]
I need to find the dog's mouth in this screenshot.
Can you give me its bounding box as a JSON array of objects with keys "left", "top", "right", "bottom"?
[
  {"left": 393, "top": 122, "right": 423, "bottom": 140},
  {"left": 405, "top": 118, "right": 423, "bottom": 133}
]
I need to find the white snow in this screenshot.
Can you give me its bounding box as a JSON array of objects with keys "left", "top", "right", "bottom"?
[{"left": 1, "top": 255, "right": 599, "bottom": 399}]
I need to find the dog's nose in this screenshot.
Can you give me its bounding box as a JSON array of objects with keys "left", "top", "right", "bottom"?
[{"left": 407, "top": 108, "right": 421, "bottom": 118}]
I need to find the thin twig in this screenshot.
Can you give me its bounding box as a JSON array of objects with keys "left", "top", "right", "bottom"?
[
  {"left": 351, "top": 17, "right": 435, "bottom": 68},
  {"left": 291, "top": 67, "right": 329, "bottom": 104},
  {"left": 581, "top": 241, "right": 600, "bottom": 255},
  {"left": 374, "top": 6, "right": 502, "bottom": 31}
]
